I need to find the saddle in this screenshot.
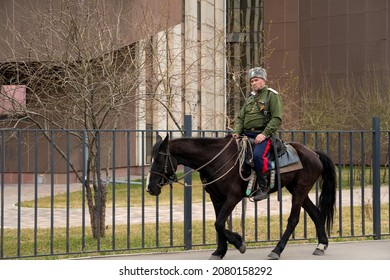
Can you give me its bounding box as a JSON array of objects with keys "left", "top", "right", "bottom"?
[
  {"left": 244, "top": 137, "right": 300, "bottom": 167},
  {"left": 239, "top": 136, "right": 303, "bottom": 189}
]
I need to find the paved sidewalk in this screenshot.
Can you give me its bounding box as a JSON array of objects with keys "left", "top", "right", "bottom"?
[
  {"left": 0, "top": 183, "right": 389, "bottom": 228},
  {"left": 84, "top": 239, "right": 390, "bottom": 260}
]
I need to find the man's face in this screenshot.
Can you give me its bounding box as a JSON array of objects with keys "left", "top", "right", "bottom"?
[{"left": 250, "top": 77, "right": 266, "bottom": 91}]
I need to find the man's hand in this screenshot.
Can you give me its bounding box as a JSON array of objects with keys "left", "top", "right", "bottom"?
[
  {"left": 232, "top": 133, "right": 240, "bottom": 138},
  {"left": 255, "top": 133, "right": 267, "bottom": 144}
]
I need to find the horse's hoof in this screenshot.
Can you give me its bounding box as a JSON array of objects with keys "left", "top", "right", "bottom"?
[
  {"left": 313, "top": 243, "right": 327, "bottom": 256},
  {"left": 313, "top": 248, "right": 325, "bottom": 256},
  {"left": 238, "top": 243, "right": 247, "bottom": 254},
  {"left": 209, "top": 255, "right": 223, "bottom": 260},
  {"left": 267, "top": 251, "right": 280, "bottom": 260}
]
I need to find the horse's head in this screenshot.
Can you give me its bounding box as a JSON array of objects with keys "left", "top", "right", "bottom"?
[{"left": 146, "top": 134, "right": 178, "bottom": 196}]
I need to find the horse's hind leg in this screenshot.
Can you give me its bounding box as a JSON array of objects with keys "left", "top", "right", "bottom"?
[{"left": 302, "top": 197, "right": 328, "bottom": 255}]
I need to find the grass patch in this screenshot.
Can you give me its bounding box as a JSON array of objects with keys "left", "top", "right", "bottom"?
[
  {"left": 19, "top": 166, "right": 388, "bottom": 209},
  {"left": 20, "top": 173, "right": 211, "bottom": 208}
]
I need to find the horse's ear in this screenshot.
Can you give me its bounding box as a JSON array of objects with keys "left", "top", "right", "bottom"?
[
  {"left": 163, "top": 134, "right": 169, "bottom": 144},
  {"left": 156, "top": 134, "right": 163, "bottom": 142}
]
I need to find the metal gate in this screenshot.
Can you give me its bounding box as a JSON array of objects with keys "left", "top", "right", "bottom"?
[{"left": 0, "top": 117, "right": 389, "bottom": 259}]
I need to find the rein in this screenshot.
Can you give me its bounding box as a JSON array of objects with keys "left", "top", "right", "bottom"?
[
  {"left": 185, "top": 137, "right": 236, "bottom": 186},
  {"left": 236, "top": 136, "right": 254, "bottom": 182},
  {"left": 154, "top": 137, "right": 240, "bottom": 188}
]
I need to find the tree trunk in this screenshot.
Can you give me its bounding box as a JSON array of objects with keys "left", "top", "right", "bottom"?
[
  {"left": 89, "top": 204, "right": 107, "bottom": 238},
  {"left": 84, "top": 180, "right": 107, "bottom": 238}
]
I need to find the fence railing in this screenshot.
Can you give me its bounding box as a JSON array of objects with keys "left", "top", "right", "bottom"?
[{"left": 0, "top": 117, "right": 389, "bottom": 259}]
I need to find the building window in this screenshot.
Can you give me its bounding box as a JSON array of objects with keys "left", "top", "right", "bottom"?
[
  {"left": 226, "top": 0, "right": 264, "bottom": 124},
  {"left": 0, "top": 85, "right": 27, "bottom": 116}
]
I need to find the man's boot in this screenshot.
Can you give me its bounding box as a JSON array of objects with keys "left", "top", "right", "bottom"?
[{"left": 253, "top": 171, "right": 270, "bottom": 201}]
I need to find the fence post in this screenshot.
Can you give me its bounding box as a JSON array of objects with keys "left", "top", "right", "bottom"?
[
  {"left": 183, "top": 115, "right": 193, "bottom": 250},
  {"left": 372, "top": 117, "right": 381, "bottom": 240}
]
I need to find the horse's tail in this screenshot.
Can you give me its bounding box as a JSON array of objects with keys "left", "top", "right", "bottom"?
[{"left": 316, "top": 150, "right": 337, "bottom": 234}]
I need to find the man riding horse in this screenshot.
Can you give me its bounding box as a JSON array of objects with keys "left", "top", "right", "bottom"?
[
  {"left": 232, "top": 67, "right": 283, "bottom": 201},
  {"left": 147, "top": 67, "right": 335, "bottom": 260}
]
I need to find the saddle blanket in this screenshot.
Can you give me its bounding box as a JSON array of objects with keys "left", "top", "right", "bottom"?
[{"left": 277, "top": 144, "right": 303, "bottom": 173}]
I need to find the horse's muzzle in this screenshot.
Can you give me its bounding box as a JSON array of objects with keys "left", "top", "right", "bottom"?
[
  {"left": 146, "top": 185, "right": 160, "bottom": 196},
  {"left": 145, "top": 172, "right": 162, "bottom": 196}
]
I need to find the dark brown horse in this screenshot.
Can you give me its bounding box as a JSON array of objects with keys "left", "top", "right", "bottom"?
[{"left": 146, "top": 134, "right": 336, "bottom": 260}]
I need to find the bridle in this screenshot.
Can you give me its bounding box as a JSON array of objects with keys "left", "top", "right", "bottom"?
[
  {"left": 148, "top": 137, "right": 240, "bottom": 190},
  {"left": 148, "top": 148, "right": 178, "bottom": 189}
]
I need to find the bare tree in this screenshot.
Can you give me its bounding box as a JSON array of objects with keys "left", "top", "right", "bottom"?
[
  {"left": 0, "top": 0, "right": 227, "bottom": 237},
  {"left": 0, "top": 1, "right": 145, "bottom": 238}
]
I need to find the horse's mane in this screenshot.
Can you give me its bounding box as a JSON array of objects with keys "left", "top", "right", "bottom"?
[
  {"left": 152, "top": 134, "right": 233, "bottom": 159},
  {"left": 169, "top": 134, "right": 233, "bottom": 149},
  {"left": 171, "top": 134, "right": 232, "bottom": 144}
]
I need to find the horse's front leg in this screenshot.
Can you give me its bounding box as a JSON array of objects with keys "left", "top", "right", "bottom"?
[
  {"left": 209, "top": 230, "right": 228, "bottom": 260},
  {"left": 209, "top": 198, "right": 228, "bottom": 259},
  {"left": 209, "top": 197, "right": 246, "bottom": 260}
]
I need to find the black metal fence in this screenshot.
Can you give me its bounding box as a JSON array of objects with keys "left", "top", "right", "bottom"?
[{"left": 0, "top": 117, "right": 389, "bottom": 259}]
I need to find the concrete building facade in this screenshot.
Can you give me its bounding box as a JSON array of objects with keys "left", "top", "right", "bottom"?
[{"left": 1, "top": 0, "right": 390, "bottom": 182}]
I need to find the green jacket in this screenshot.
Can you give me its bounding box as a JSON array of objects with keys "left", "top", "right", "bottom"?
[{"left": 233, "top": 86, "right": 282, "bottom": 138}]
